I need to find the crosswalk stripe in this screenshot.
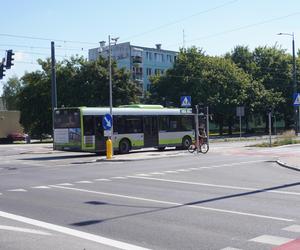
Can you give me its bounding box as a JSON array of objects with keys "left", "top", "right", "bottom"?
[
  {"left": 56, "top": 183, "right": 73, "bottom": 186},
  {"left": 75, "top": 181, "right": 93, "bottom": 184},
  {"left": 249, "top": 235, "right": 293, "bottom": 245},
  {"left": 283, "top": 225, "right": 300, "bottom": 233}
]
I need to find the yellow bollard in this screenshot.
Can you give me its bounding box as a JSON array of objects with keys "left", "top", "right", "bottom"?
[{"left": 106, "top": 139, "right": 113, "bottom": 160}]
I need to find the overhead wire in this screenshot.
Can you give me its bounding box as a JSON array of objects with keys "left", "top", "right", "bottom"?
[
  {"left": 0, "top": 33, "right": 98, "bottom": 46},
  {"left": 120, "top": 0, "right": 239, "bottom": 42},
  {"left": 166, "top": 12, "right": 300, "bottom": 48}
]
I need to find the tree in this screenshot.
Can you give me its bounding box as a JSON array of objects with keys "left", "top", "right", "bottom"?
[
  {"left": 150, "top": 47, "right": 252, "bottom": 134},
  {"left": 17, "top": 56, "right": 140, "bottom": 138},
  {"left": 2, "top": 76, "right": 21, "bottom": 110}
]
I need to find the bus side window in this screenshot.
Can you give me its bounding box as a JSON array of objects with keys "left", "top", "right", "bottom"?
[
  {"left": 159, "top": 116, "right": 169, "bottom": 131},
  {"left": 169, "top": 116, "right": 181, "bottom": 131},
  {"left": 181, "top": 116, "right": 193, "bottom": 131},
  {"left": 83, "top": 116, "right": 94, "bottom": 135}
]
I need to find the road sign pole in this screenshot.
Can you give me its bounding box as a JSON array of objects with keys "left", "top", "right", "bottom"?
[
  {"left": 195, "top": 105, "right": 199, "bottom": 153},
  {"left": 269, "top": 111, "right": 272, "bottom": 147},
  {"left": 206, "top": 106, "right": 209, "bottom": 147},
  {"left": 239, "top": 115, "right": 242, "bottom": 140},
  {"left": 299, "top": 106, "right": 300, "bottom": 135}
]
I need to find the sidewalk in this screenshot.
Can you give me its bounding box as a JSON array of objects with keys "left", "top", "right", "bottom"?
[{"left": 276, "top": 156, "right": 300, "bottom": 171}]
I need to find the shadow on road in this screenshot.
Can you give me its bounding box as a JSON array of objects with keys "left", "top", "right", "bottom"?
[
  {"left": 20, "top": 154, "right": 97, "bottom": 161},
  {"left": 70, "top": 181, "right": 300, "bottom": 227}
]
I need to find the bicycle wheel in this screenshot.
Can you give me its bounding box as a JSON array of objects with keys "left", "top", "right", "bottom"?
[
  {"left": 200, "top": 143, "right": 209, "bottom": 154},
  {"left": 188, "top": 144, "right": 196, "bottom": 153}
]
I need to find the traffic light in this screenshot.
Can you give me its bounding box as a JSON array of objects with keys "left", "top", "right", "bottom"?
[
  {"left": 0, "top": 63, "right": 5, "bottom": 79},
  {"left": 5, "top": 50, "right": 14, "bottom": 69}
]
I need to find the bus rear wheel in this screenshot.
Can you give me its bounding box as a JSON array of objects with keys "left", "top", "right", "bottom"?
[{"left": 119, "top": 139, "right": 131, "bottom": 154}]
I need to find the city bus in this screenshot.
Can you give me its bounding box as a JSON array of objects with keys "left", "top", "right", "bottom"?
[{"left": 53, "top": 105, "right": 195, "bottom": 154}]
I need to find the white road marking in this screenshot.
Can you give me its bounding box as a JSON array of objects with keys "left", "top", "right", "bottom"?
[
  {"left": 111, "top": 177, "right": 127, "bottom": 180},
  {"left": 221, "top": 247, "right": 242, "bottom": 250},
  {"left": 7, "top": 189, "right": 27, "bottom": 192},
  {"left": 56, "top": 183, "right": 73, "bottom": 186},
  {"left": 150, "top": 172, "right": 165, "bottom": 175},
  {"left": 94, "top": 179, "right": 111, "bottom": 181},
  {"left": 195, "top": 160, "right": 267, "bottom": 170},
  {"left": 75, "top": 181, "right": 93, "bottom": 184},
  {"left": 50, "top": 185, "right": 294, "bottom": 222},
  {"left": 135, "top": 174, "right": 151, "bottom": 177},
  {"left": 31, "top": 186, "right": 51, "bottom": 189},
  {"left": 249, "top": 235, "right": 293, "bottom": 245},
  {"left": 130, "top": 176, "right": 300, "bottom": 197},
  {"left": 188, "top": 168, "right": 198, "bottom": 170},
  {"left": 177, "top": 169, "right": 190, "bottom": 172},
  {"left": 164, "top": 171, "right": 177, "bottom": 173},
  {"left": 0, "top": 210, "right": 150, "bottom": 250},
  {"left": 283, "top": 225, "right": 300, "bottom": 233},
  {"left": 0, "top": 225, "right": 51, "bottom": 236}
]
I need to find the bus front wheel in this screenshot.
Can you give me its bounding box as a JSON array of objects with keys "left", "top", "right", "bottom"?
[{"left": 119, "top": 139, "right": 131, "bottom": 154}]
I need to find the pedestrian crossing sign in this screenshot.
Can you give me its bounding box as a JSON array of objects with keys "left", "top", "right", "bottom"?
[
  {"left": 180, "top": 96, "right": 191, "bottom": 107},
  {"left": 293, "top": 93, "right": 300, "bottom": 106}
]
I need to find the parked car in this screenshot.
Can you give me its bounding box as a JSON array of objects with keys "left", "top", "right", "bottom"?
[{"left": 7, "top": 132, "right": 26, "bottom": 143}]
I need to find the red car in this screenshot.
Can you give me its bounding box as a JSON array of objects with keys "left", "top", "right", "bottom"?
[{"left": 7, "top": 132, "right": 26, "bottom": 142}]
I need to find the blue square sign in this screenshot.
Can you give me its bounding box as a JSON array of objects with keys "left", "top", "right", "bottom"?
[
  {"left": 180, "top": 96, "right": 191, "bottom": 107},
  {"left": 293, "top": 93, "right": 300, "bottom": 106}
]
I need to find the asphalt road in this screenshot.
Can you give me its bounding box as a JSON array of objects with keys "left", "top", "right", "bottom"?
[{"left": 0, "top": 142, "right": 299, "bottom": 250}]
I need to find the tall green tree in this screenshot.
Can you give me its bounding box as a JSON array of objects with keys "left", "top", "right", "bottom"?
[
  {"left": 2, "top": 76, "right": 21, "bottom": 110},
  {"left": 150, "top": 47, "right": 252, "bottom": 134},
  {"left": 18, "top": 56, "right": 140, "bottom": 137}
]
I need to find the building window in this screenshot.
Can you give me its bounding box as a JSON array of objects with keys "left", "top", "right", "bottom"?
[
  {"left": 167, "top": 55, "right": 172, "bottom": 62},
  {"left": 146, "top": 52, "right": 152, "bottom": 61},
  {"left": 154, "top": 53, "right": 163, "bottom": 62},
  {"left": 146, "top": 68, "right": 152, "bottom": 76}
]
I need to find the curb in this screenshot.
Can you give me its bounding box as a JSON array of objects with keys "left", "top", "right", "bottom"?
[
  {"left": 95, "top": 151, "right": 192, "bottom": 162},
  {"left": 276, "top": 159, "right": 300, "bottom": 172}
]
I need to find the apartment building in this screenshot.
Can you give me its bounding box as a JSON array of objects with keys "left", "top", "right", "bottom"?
[{"left": 88, "top": 42, "right": 177, "bottom": 92}]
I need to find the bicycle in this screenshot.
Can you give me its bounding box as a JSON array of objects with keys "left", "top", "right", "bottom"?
[{"left": 188, "top": 137, "right": 209, "bottom": 154}]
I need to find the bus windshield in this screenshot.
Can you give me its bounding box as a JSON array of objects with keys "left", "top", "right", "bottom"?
[{"left": 54, "top": 109, "right": 80, "bottom": 128}]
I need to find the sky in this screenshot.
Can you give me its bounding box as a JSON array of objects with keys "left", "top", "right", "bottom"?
[{"left": 1, "top": 0, "right": 299, "bottom": 94}]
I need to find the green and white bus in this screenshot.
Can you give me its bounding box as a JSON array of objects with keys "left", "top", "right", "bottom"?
[{"left": 53, "top": 105, "right": 195, "bottom": 154}]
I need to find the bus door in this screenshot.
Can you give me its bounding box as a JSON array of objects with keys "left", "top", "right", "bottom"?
[
  {"left": 143, "top": 116, "right": 158, "bottom": 147},
  {"left": 95, "top": 116, "right": 106, "bottom": 152}
]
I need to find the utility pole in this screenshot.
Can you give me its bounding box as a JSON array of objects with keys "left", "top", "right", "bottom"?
[
  {"left": 292, "top": 33, "right": 298, "bottom": 134},
  {"left": 277, "top": 32, "right": 297, "bottom": 134},
  {"left": 51, "top": 41, "right": 57, "bottom": 148}
]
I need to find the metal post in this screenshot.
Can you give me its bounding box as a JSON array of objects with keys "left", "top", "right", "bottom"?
[
  {"left": 51, "top": 41, "right": 57, "bottom": 149},
  {"left": 269, "top": 111, "right": 272, "bottom": 147},
  {"left": 206, "top": 106, "right": 209, "bottom": 146},
  {"left": 292, "top": 33, "right": 298, "bottom": 134},
  {"left": 195, "top": 105, "right": 199, "bottom": 153},
  {"left": 239, "top": 115, "right": 242, "bottom": 140},
  {"left": 108, "top": 35, "right": 113, "bottom": 156}
]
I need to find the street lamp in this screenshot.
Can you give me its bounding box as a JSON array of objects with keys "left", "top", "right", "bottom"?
[
  {"left": 107, "top": 35, "right": 119, "bottom": 155},
  {"left": 108, "top": 36, "right": 119, "bottom": 121},
  {"left": 277, "top": 32, "right": 297, "bottom": 133}
]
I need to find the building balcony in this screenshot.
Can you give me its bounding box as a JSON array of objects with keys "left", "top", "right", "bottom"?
[{"left": 132, "top": 56, "right": 142, "bottom": 64}]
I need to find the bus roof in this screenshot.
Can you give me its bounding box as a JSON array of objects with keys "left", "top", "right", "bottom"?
[{"left": 79, "top": 107, "right": 193, "bottom": 116}]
